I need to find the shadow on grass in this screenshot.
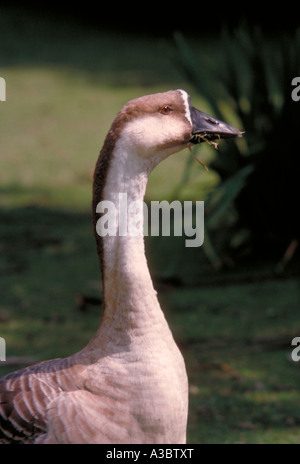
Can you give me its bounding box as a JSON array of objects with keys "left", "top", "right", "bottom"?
[
  {"left": 1, "top": 205, "right": 300, "bottom": 443},
  {"left": 0, "top": 6, "right": 182, "bottom": 87}
]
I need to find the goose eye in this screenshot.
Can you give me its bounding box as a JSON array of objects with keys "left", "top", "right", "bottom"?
[{"left": 160, "top": 105, "right": 172, "bottom": 115}]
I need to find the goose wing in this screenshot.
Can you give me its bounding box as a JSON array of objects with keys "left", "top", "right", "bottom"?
[{"left": 0, "top": 357, "right": 82, "bottom": 443}]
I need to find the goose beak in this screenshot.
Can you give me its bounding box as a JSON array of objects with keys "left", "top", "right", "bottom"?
[{"left": 190, "top": 106, "right": 243, "bottom": 144}]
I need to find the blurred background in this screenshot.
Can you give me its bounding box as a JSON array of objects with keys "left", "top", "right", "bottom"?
[{"left": 1, "top": 3, "right": 300, "bottom": 443}]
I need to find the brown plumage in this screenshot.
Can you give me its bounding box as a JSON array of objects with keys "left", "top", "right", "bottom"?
[{"left": 0, "top": 90, "right": 242, "bottom": 443}]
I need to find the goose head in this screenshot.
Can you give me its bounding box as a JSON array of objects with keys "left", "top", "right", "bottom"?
[{"left": 113, "top": 89, "right": 242, "bottom": 165}]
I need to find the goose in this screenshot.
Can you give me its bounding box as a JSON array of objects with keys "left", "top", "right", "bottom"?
[{"left": 0, "top": 89, "right": 242, "bottom": 444}]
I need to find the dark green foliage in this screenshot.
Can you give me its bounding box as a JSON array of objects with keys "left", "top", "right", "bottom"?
[{"left": 172, "top": 26, "right": 300, "bottom": 263}]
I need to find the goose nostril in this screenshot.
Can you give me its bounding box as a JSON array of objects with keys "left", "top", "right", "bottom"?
[{"left": 206, "top": 118, "right": 218, "bottom": 125}]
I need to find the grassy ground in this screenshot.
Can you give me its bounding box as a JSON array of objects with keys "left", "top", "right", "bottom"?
[
  {"left": 1, "top": 7, "right": 300, "bottom": 444},
  {"left": 1, "top": 207, "right": 300, "bottom": 444}
]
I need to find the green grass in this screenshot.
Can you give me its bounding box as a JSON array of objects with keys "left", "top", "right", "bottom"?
[
  {"left": 160, "top": 281, "right": 300, "bottom": 443},
  {"left": 1, "top": 206, "right": 300, "bottom": 444},
  {"left": 1, "top": 7, "right": 300, "bottom": 444},
  {"left": 1, "top": 207, "right": 300, "bottom": 444}
]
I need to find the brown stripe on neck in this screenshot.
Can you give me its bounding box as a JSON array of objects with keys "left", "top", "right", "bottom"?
[
  {"left": 92, "top": 134, "right": 115, "bottom": 285},
  {"left": 92, "top": 107, "right": 135, "bottom": 286}
]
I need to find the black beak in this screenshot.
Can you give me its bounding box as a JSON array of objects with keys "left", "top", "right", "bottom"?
[{"left": 190, "top": 106, "right": 243, "bottom": 144}]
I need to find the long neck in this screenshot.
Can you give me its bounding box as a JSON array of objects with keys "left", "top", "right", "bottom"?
[{"left": 90, "top": 132, "right": 171, "bottom": 350}]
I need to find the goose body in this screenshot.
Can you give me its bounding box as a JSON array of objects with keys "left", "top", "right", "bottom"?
[{"left": 0, "top": 90, "right": 242, "bottom": 444}]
